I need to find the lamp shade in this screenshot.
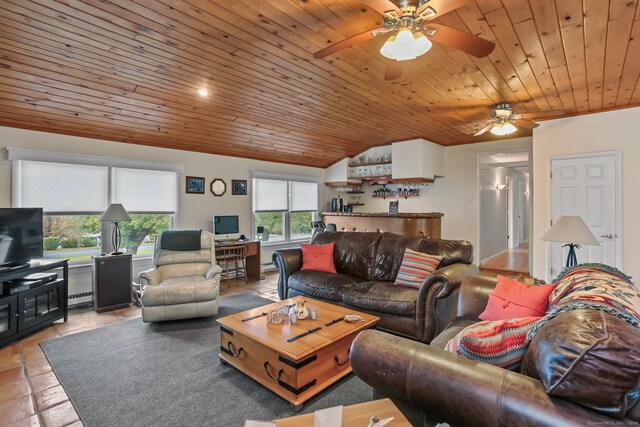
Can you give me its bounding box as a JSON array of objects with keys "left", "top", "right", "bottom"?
[
  {"left": 541, "top": 216, "right": 599, "bottom": 245},
  {"left": 100, "top": 204, "right": 132, "bottom": 222}
]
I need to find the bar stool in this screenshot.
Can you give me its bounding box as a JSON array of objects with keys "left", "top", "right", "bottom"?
[{"left": 216, "top": 244, "right": 248, "bottom": 285}]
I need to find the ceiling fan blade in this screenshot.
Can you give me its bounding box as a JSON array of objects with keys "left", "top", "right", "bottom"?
[
  {"left": 474, "top": 122, "right": 496, "bottom": 136},
  {"left": 518, "top": 110, "right": 564, "bottom": 120},
  {"left": 513, "top": 119, "right": 539, "bottom": 130},
  {"left": 427, "top": 24, "right": 496, "bottom": 57},
  {"left": 360, "top": 0, "right": 403, "bottom": 17},
  {"left": 416, "top": 0, "right": 474, "bottom": 19},
  {"left": 314, "top": 28, "right": 387, "bottom": 59},
  {"left": 384, "top": 60, "right": 404, "bottom": 80}
]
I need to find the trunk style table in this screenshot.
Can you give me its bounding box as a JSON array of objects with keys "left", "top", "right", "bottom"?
[{"left": 217, "top": 296, "right": 379, "bottom": 411}]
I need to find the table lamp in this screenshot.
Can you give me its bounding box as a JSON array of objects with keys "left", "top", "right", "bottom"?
[
  {"left": 100, "top": 204, "right": 132, "bottom": 255},
  {"left": 541, "top": 215, "right": 599, "bottom": 267}
]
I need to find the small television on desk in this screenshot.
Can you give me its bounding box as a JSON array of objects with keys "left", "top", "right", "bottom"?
[
  {"left": 213, "top": 215, "right": 239, "bottom": 241},
  {"left": 0, "top": 208, "right": 44, "bottom": 270}
]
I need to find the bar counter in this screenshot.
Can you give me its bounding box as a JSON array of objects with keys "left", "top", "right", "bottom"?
[{"left": 321, "top": 212, "right": 443, "bottom": 238}]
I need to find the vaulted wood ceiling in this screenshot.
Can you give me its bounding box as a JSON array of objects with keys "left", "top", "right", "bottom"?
[{"left": 0, "top": 0, "right": 638, "bottom": 168}]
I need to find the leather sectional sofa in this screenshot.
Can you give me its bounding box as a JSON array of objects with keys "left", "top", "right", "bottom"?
[
  {"left": 272, "top": 231, "right": 478, "bottom": 343},
  {"left": 350, "top": 275, "right": 640, "bottom": 426}
]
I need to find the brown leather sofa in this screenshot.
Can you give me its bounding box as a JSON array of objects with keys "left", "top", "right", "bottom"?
[
  {"left": 272, "top": 231, "right": 478, "bottom": 343},
  {"left": 350, "top": 275, "right": 640, "bottom": 426}
]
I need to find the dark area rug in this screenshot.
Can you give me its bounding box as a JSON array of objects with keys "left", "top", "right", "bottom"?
[{"left": 41, "top": 292, "right": 372, "bottom": 427}]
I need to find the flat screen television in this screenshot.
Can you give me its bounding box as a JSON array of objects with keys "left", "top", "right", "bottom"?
[
  {"left": 0, "top": 208, "right": 44, "bottom": 267},
  {"left": 213, "top": 215, "right": 239, "bottom": 237}
]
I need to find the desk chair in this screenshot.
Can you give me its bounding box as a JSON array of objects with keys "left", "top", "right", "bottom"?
[{"left": 216, "top": 244, "right": 248, "bottom": 284}]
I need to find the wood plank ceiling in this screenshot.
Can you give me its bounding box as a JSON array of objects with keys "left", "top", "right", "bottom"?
[{"left": 0, "top": 0, "right": 639, "bottom": 168}]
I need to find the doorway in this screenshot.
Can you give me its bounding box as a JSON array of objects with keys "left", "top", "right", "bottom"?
[
  {"left": 548, "top": 152, "right": 622, "bottom": 277},
  {"left": 478, "top": 150, "right": 532, "bottom": 276}
]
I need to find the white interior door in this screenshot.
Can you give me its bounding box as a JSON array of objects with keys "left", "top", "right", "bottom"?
[
  {"left": 550, "top": 154, "right": 620, "bottom": 277},
  {"left": 516, "top": 178, "right": 525, "bottom": 244}
]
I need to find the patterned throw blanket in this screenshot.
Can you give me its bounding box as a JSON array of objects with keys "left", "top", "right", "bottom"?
[{"left": 527, "top": 263, "right": 640, "bottom": 342}]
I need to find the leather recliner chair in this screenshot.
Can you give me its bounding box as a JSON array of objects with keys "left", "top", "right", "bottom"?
[{"left": 139, "top": 230, "right": 222, "bottom": 322}]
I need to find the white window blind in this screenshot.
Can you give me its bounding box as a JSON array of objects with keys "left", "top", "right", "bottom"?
[
  {"left": 18, "top": 161, "right": 108, "bottom": 213},
  {"left": 112, "top": 168, "right": 177, "bottom": 213},
  {"left": 254, "top": 179, "right": 288, "bottom": 211},
  {"left": 290, "top": 181, "right": 318, "bottom": 212}
]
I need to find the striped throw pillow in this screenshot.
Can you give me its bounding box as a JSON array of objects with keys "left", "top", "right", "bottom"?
[
  {"left": 445, "top": 316, "right": 542, "bottom": 370},
  {"left": 393, "top": 248, "right": 442, "bottom": 289}
]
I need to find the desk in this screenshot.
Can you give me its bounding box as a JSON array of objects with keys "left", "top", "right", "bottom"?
[{"left": 215, "top": 240, "right": 261, "bottom": 280}]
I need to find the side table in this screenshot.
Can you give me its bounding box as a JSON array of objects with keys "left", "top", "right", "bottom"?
[{"left": 271, "top": 398, "right": 411, "bottom": 426}]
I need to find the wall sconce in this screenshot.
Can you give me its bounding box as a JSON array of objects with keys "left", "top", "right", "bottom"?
[{"left": 495, "top": 184, "right": 506, "bottom": 190}]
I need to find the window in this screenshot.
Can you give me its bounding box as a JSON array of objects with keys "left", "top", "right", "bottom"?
[
  {"left": 252, "top": 174, "right": 318, "bottom": 243},
  {"left": 11, "top": 153, "right": 179, "bottom": 262}
]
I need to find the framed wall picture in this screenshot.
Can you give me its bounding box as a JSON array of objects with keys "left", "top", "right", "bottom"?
[
  {"left": 185, "top": 176, "right": 205, "bottom": 194},
  {"left": 389, "top": 200, "right": 399, "bottom": 214},
  {"left": 232, "top": 179, "right": 247, "bottom": 195}
]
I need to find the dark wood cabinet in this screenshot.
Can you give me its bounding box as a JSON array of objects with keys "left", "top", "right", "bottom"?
[
  {"left": 0, "top": 259, "right": 68, "bottom": 348},
  {"left": 92, "top": 254, "right": 132, "bottom": 312}
]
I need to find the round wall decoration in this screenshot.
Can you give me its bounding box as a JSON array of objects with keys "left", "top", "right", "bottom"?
[{"left": 210, "top": 178, "right": 227, "bottom": 196}]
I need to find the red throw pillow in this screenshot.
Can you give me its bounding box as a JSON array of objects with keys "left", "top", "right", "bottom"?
[
  {"left": 479, "top": 276, "right": 556, "bottom": 321},
  {"left": 300, "top": 243, "right": 337, "bottom": 274}
]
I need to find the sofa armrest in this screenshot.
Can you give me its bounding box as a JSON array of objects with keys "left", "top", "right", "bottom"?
[
  {"left": 139, "top": 269, "right": 163, "bottom": 287},
  {"left": 457, "top": 275, "right": 497, "bottom": 320},
  {"left": 272, "top": 248, "right": 303, "bottom": 300},
  {"left": 205, "top": 264, "right": 223, "bottom": 280},
  {"left": 416, "top": 263, "right": 479, "bottom": 342},
  {"left": 350, "top": 330, "right": 616, "bottom": 427}
]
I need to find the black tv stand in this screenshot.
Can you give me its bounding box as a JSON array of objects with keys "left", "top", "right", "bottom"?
[
  {"left": 0, "top": 263, "right": 30, "bottom": 273},
  {"left": 0, "top": 259, "right": 69, "bottom": 348}
]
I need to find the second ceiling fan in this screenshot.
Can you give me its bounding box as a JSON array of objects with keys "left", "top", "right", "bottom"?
[{"left": 314, "top": 0, "right": 496, "bottom": 80}]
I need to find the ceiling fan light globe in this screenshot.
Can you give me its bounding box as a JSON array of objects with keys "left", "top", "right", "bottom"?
[
  {"left": 379, "top": 28, "right": 431, "bottom": 61},
  {"left": 503, "top": 122, "right": 517, "bottom": 134}
]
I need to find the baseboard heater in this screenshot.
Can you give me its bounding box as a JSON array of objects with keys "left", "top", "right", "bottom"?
[{"left": 68, "top": 291, "right": 93, "bottom": 300}]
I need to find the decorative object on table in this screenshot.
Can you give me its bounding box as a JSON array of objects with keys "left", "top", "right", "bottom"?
[
  {"left": 388, "top": 200, "right": 399, "bottom": 214},
  {"left": 369, "top": 415, "right": 395, "bottom": 427},
  {"left": 232, "top": 179, "right": 248, "bottom": 195},
  {"left": 541, "top": 215, "right": 599, "bottom": 267},
  {"left": 288, "top": 310, "right": 297, "bottom": 324},
  {"left": 308, "top": 306, "right": 317, "bottom": 320},
  {"left": 209, "top": 178, "right": 227, "bottom": 196},
  {"left": 296, "top": 300, "right": 309, "bottom": 320},
  {"left": 266, "top": 309, "right": 284, "bottom": 324},
  {"left": 185, "top": 176, "right": 205, "bottom": 194},
  {"left": 344, "top": 314, "right": 363, "bottom": 323},
  {"left": 100, "top": 203, "right": 132, "bottom": 255}
]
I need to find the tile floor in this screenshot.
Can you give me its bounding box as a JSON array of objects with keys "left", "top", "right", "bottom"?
[{"left": 0, "top": 272, "right": 280, "bottom": 427}]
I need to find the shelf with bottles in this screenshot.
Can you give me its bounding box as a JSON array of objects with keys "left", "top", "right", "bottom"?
[{"left": 347, "top": 160, "right": 392, "bottom": 168}]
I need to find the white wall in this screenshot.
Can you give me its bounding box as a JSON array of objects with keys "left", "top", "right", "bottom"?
[
  {"left": 532, "top": 106, "right": 640, "bottom": 281},
  {"left": 334, "top": 136, "right": 533, "bottom": 263},
  {"left": 0, "top": 126, "right": 327, "bottom": 301}
]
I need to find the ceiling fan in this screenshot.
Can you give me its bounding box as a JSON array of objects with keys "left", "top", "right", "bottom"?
[
  {"left": 473, "top": 103, "right": 564, "bottom": 136},
  {"left": 313, "top": 0, "right": 496, "bottom": 80}
]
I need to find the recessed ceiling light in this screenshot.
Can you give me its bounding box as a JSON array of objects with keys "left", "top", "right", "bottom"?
[{"left": 195, "top": 88, "right": 211, "bottom": 97}]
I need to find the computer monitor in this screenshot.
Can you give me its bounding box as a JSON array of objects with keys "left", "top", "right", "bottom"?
[{"left": 213, "top": 215, "right": 240, "bottom": 239}]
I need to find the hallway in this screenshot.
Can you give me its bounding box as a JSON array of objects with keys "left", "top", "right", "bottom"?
[{"left": 480, "top": 241, "right": 529, "bottom": 277}]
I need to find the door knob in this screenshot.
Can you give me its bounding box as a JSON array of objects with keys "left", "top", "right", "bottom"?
[{"left": 600, "top": 234, "right": 615, "bottom": 239}]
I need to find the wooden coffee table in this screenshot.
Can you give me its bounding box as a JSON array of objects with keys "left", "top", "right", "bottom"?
[{"left": 217, "top": 296, "right": 379, "bottom": 410}]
